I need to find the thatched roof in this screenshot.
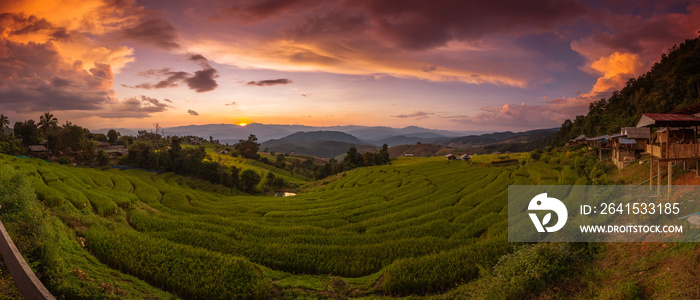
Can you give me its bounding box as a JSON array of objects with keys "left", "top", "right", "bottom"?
[{"left": 28, "top": 145, "right": 47, "bottom": 152}]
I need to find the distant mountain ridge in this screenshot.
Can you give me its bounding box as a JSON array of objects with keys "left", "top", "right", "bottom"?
[
  {"left": 261, "top": 131, "right": 376, "bottom": 158},
  {"left": 93, "top": 123, "right": 487, "bottom": 144},
  {"left": 439, "top": 128, "right": 558, "bottom": 147}
]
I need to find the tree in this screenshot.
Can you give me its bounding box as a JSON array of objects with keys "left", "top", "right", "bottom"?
[
  {"left": 153, "top": 123, "right": 161, "bottom": 136},
  {"left": 234, "top": 134, "right": 260, "bottom": 159},
  {"left": 96, "top": 149, "right": 110, "bottom": 166},
  {"left": 377, "top": 144, "right": 390, "bottom": 165},
  {"left": 0, "top": 114, "right": 9, "bottom": 135},
  {"left": 240, "top": 169, "right": 261, "bottom": 193},
  {"left": 363, "top": 152, "right": 376, "bottom": 166},
  {"left": 13, "top": 120, "right": 39, "bottom": 147},
  {"left": 343, "top": 147, "right": 362, "bottom": 170},
  {"left": 38, "top": 111, "right": 58, "bottom": 136},
  {"left": 107, "top": 129, "right": 120, "bottom": 144}
]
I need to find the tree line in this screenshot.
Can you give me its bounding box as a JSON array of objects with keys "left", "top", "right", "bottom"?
[{"left": 553, "top": 36, "right": 700, "bottom": 145}]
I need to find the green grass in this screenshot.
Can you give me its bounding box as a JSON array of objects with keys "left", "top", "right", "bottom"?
[{"left": 0, "top": 152, "right": 590, "bottom": 299}]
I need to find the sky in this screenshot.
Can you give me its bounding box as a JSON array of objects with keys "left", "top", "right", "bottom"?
[{"left": 1, "top": 0, "right": 700, "bottom": 132}]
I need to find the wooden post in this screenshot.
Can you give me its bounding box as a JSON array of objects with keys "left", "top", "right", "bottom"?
[
  {"left": 650, "top": 156, "right": 653, "bottom": 190},
  {"left": 658, "top": 159, "right": 661, "bottom": 196},
  {"left": 668, "top": 161, "right": 673, "bottom": 196},
  {"left": 666, "top": 126, "right": 670, "bottom": 159}
]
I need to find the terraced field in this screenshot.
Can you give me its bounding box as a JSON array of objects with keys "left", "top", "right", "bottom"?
[{"left": 0, "top": 153, "right": 584, "bottom": 299}]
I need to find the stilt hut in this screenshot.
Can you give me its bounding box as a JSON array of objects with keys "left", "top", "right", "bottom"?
[{"left": 636, "top": 113, "right": 700, "bottom": 195}]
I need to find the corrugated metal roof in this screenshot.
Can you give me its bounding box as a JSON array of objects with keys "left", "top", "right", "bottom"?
[
  {"left": 619, "top": 138, "right": 637, "bottom": 144},
  {"left": 586, "top": 135, "right": 610, "bottom": 141},
  {"left": 637, "top": 113, "right": 700, "bottom": 128},
  {"left": 621, "top": 127, "right": 650, "bottom": 139},
  {"left": 641, "top": 113, "right": 700, "bottom": 121}
]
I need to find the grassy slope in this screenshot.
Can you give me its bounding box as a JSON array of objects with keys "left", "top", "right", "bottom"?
[{"left": 0, "top": 152, "right": 598, "bottom": 299}]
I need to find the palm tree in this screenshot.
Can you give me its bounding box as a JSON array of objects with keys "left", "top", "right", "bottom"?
[
  {"left": 38, "top": 112, "right": 58, "bottom": 157},
  {"left": 38, "top": 111, "right": 58, "bottom": 135},
  {"left": 0, "top": 114, "right": 8, "bottom": 135}
]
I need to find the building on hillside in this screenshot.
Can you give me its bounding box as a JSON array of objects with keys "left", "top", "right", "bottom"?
[
  {"left": 586, "top": 134, "right": 612, "bottom": 161},
  {"left": 28, "top": 145, "right": 48, "bottom": 158},
  {"left": 445, "top": 154, "right": 456, "bottom": 160},
  {"left": 460, "top": 154, "right": 472, "bottom": 160},
  {"left": 404, "top": 153, "right": 414, "bottom": 157},
  {"left": 567, "top": 135, "right": 588, "bottom": 147},
  {"left": 611, "top": 127, "right": 651, "bottom": 169},
  {"left": 102, "top": 145, "right": 128, "bottom": 158},
  {"left": 636, "top": 113, "right": 700, "bottom": 195}
]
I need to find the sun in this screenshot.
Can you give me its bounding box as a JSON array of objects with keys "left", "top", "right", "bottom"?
[{"left": 238, "top": 123, "right": 248, "bottom": 126}]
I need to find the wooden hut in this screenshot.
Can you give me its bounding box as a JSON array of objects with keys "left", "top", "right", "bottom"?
[
  {"left": 567, "top": 135, "right": 588, "bottom": 147},
  {"left": 636, "top": 113, "right": 700, "bottom": 195},
  {"left": 612, "top": 127, "right": 651, "bottom": 169}
]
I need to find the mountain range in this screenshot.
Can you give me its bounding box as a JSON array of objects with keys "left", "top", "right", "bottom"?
[{"left": 94, "top": 123, "right": 487, "bottom": 144}]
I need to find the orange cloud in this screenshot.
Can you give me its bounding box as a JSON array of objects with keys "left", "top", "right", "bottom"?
[
  {"left": 187, "top": 38, "right": 530, "bottom": 87},
  {"left": 586, "top": 51, "right": 643, "bottom": 96}
]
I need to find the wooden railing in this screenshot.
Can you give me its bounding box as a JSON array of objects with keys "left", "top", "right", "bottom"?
[
  {"left": 646, "top": 143, "right": 700, "bottom": 159},
  {"left": 0, "top": 220, "right": 55, "bottom": 300}
]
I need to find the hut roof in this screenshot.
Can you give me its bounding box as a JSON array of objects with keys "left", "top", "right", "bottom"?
[
  {"left": 636, "top": 113, "right": 700, "bottom": 128},
  {"left": 28, "top": 145, "right": 47, "bottom": 152},
  {"left": 620, "top": 127, "right": 650, "bottom": 139},
  {"left": 618, "top": 138, "right": 637, "bottom": 144}
]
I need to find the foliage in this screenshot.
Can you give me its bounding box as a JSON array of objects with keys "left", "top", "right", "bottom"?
[
  {"left": 85, "top": 226, "right": 269, "bottom": 300},
  {"left": 554, "top": 37, "right": 700, "bottom": 145},
  {"left": 234, "top": 134, "right": 261, "bottom": 159}
]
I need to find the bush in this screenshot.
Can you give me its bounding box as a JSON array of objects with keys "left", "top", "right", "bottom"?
[{"left": 56, "top": 156, "right": 71, "bottom": 165}]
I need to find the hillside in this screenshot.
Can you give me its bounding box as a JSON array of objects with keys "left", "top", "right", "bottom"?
[
  {"left": 261, "top": 131, "right": 377, "bottom": 158},
  {"left": 95, "top": 124, "right": 478, "bottom": 145},
  {"left": 440, "top": 128, "right": 558, "bottom": 147},
  {"left": 0, "top": 151, "right": 600, "bottom": 299},
  {"left": 555, "top": 36, "right": 700, "bottom": 143}
]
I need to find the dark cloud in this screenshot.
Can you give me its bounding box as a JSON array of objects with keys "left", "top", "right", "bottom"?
[
  {"left": 218, "top": 0, "right": 312, "bottom": 23},
  {"left": 225, "top": 101, "right": 237, "bottom": 106},
  {"left": 121, "top": 14, "right": 180, "bottom": 49},
  {"left": 186, "top": 68, "right": 218, "bottom": 92},
  {"left": 99, "top": 96, "right": 172, "bottom": 118},
  {"left": 0, "top": 37, "right": 114, "bottom": 112},
  {"left": 246, "top": 78, "right": 293, "bottom": 86},
  {"left": 422, "top": 65, "right": 437, "bottom": 72},
  {"left": 124, "top": 54, "right": 218, "bottom": 92},
  {"left": 391, "top": 111, "right": 434, "bottom": 119},
  {"left": 187, "top": 109, "right": 199, "bottom": 116},
  {"left": 240, "top": 0, "right": 588, "bottom": 51},
  {"left": 0, "top": 13, "right": 71, "bottom": 41}
]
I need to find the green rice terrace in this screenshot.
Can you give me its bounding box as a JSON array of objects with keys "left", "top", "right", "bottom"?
[{"left": 1, "top": 149, "right": 696, "bottom": 299}]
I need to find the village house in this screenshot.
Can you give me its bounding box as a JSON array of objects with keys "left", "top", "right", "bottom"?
[
  {"left": 28, "top": 145, "right": 48, "bottom": 158},
  {"left": 567, "top": 135, "right": 588, "bottom": 147},
  {"left": 586, "top": 134, "right": 612, "bottom": 161},
  {"left": 636, "top": 113, "right": 700, "bottom": 195},
  {"left": 611, "top": 127, "right": 650, "bottom": 169}
]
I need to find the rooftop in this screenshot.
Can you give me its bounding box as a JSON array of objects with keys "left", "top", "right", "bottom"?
[{"left": 636, "top": 113, "right": 700, "bottom": 128}]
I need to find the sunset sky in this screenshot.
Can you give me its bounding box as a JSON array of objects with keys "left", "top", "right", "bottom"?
[{"left": 1, "top": 0, "right": 700, "bottom": 131}]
